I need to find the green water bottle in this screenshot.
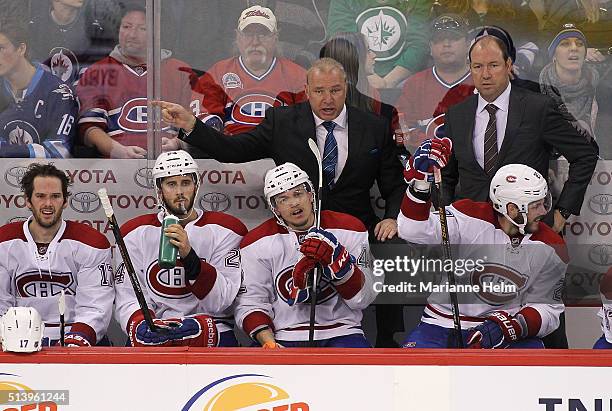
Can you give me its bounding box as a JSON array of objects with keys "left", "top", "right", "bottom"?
[{"left": 158, "top": 214, "right": 179, "bottom": 269}]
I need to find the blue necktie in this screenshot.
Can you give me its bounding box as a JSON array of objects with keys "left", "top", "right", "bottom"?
[{"left": 322, "top": 121, "right": 338, "bottom": 189}]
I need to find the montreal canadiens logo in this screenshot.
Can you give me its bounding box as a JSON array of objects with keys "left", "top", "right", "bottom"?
[
  {"left": 275, "top": 266, "right": 336, "bottom": 305},
  {"left": 118, "top": 98, "right": 148, "bottom": 132},
  {"left": 471, "top": 263, "right": 527, "bottom": 305},
  {"left": 231, "top": 94, "right": 283, "bottom": 126},
  {"left": 425, "top": 113, "right": 446, "bottom": 140},
  {"left": 506, "top": 175, "right": 517, "bottom": 183},
  {"left": 15, "top": 271, "right": 75, "bottom": 298},
  {"left": 147, "top": 260, "right": 192, "bottom": 299}
]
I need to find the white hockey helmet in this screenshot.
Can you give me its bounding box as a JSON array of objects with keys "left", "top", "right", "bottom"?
[
  {"left": 264, "top": 163, "right": 315, "bottom": 228},
  {"left": 1, "top": 307, "right": 45, "bottom": 353},
  {"left": 152, "top": 150, "right": 200, "bottom": 215},
  {"left": 489, "top": 164, "right": 551, "bottom": 234}
]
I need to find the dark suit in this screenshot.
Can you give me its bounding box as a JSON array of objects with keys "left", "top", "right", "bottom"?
[
  {"left": 442, "top": 85, "right": 598, "bottom": 215},
  {"left": 179, "top": 101, "right": 405, "bottom": 229}
]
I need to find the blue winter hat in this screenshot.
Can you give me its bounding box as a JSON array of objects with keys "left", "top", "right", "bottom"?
[{"left": 548, "top": 23, "right": 587, "bottom": 58}]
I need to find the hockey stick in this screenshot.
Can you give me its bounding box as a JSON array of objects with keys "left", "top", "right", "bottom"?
[
  {"left": 433, "top": 168, "right": 464, "bottom": 348},
  {"left": 307, "top": 139, "right": 323, "bottom": 347},
  {"left": 58, "top": 290, "right": 66, "bottom": 347},
  {"left": 98, "top": 188, "right": 158, "bottom": 332}
]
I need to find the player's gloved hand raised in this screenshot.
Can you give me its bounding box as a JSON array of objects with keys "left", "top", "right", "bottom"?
[
  {"left": 466, "top": 311, "right": 524, "bottom": 349},
  {"left": 128, "top": 310, "right": 218, "bottom": 347},
  {"left": 288, "top": 256, "right": 316, "bottom": 306},
  {"left": 300, "top": 228, "right": 354, "bottom": 281},
  {"left": 403, "top": 137, "right": 453, "bottom": 187}
]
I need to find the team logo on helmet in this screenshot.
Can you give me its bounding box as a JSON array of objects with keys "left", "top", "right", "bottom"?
[
  {"left": 15, "top": 271, "right": 75, "bottom": 298},
  {"left": 199, "top": 192, "right": 231, "bottom": 212},
  {"left": 4, "top": 166, "right": 28, "bottom": 188},
  {"left": 231, "top": 94, "right": 283, "bottom": 126},
  {"left": 275, "top": 266, "right": 336, "bottom": 305},
  {"left": 146, "top": 260, "right": 192, "bottom": 299},
  {"left": 70, "top": 191, "right": 101, "bottom": 214},
  {"left": 134, "top": 167, "right": 155, "bottom": 189},
  {"left": 48, "top": 47, "right": 79, "bottom": 83},
  {"left": 357, "top": 7, "right": 407, "bottom": 62},
  {"left": 471, "top": 263, "right": 528, "bottom": 305},
  {"left": 506, "top": 175, "right": 517, "bottom": 183},
  {"left": 222, "top": 72, "right": 243, "bottom": 89},
  {"left": 4, "top": 120, "right": 39, "bottom": 145}
]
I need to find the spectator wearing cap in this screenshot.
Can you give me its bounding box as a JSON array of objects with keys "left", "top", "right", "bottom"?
[
  {"left": 440, "top": 33, "right": 598, "bottom": 235},
  {"left": 395, "top": 14, "right": 473, "bottom": 152},
  {"left": 192, "top": 5, "right": 307, "bottom": 135},
  {"left": 539, "top": 24, "right": 600, "bottom": 141}
]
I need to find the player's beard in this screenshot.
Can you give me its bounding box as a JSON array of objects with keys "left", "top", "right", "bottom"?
[
  {"left": 164, "top": 194, "right": 195, "bottom": 218},
  {"left": 32, "top": 206, "right": 63, "bottom": 229}
]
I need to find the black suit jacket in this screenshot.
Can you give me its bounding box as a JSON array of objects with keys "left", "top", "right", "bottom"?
[
  {"left": 442, "top": 85, "right": 598, "bottom": 215},
  {"left": 179, "top": 101, "right": 405, "bottom": 228}
]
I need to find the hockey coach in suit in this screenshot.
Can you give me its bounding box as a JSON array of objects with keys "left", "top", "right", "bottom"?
[
  {"left": 154, "top": 58, "right": 405, "bottom": 242},
  {"left": 441, "top": 34, "right": 598, "bottom": 234}
]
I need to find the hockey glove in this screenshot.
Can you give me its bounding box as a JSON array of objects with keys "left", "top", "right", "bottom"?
[
  {"left": 288, "top": 256, "right": 316, "bottom": 306},
  {"left": 128, "top": 310, "right": 218, "bottom": 347},
  {"left": 466, "top": 311, "right": 525, "bottom": 349},
  {"left": 300, "top": 228, "right": 355, "bottom": 281},
  {"left": 403, "top": 137, "right": 453, "bottom": 190},
  {"left": 62, "top": 333, "right": 93, "bottom": 347}
]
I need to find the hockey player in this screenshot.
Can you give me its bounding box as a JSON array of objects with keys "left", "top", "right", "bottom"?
[
  {"left": 594, "top": 267, "right": 612, "bottom": 349},
  {"left": 0, "top": 163, "right": 114, "bottom": 347},
  {"left": 114, "top": 150, "right": 246, "bottom": 347},
  {"left": 193, "top": 5, "right": 306, "bottom": 135},
  {"left": 76, "top": 3, "right": 197, "bottom": 158},
  {"left": 0, "top": 18, "right": 77, "bottom": 158},
  {"left": 399, "top": 138, "right": 567, "bottom": 348},
  {"left": 235, "top": 163, "right": 377, "bottom": 348}
]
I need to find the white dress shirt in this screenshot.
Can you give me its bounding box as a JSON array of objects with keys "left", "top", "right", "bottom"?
[
  {"left": 473, "top": 83, "right": 511, "bottom": 169},
  {"left": 313, "top": 105, "right": 348, "bottom": 184}
]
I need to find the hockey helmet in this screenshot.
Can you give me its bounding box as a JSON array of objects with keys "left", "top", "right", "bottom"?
[
  {"left": 1, "top": 307, "right": 45, "bottom": 353},
  {"left": 264, "top": 163, "right": 315, "bottom": 228},
  {"left": 152, "top": 150, "right": 200, "bottom": 215},
  {"left": 489, "top": 164, "right": 551, "bottom": 234}
]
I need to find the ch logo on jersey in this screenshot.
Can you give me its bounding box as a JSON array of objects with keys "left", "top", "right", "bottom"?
[
  {"left": 118, "top": 98, "right": 148, "bottom": 132},
  {"left": 222, "top": 72, "right": 243, "bottom": 89},
  {"left": 425, "top": 113, "right": 446, "bottom": 140},
  {"left": 4, "top": 120, "right": 39, "bottom": 145},
  {"left": 275, "top": 266, "right": 336, "bottom": 305},
  {"left": 48, "top": 47, "right": 79, "bottom": 83},
  {"left": 356, "top": 7, "right": 407, "bottom": 62},
  {"left": 231, "top": 94, "right": 283, "bottom": 126},
  {"left": 146, "top": 260, "right": 191, "bottom": 299},
  {"left": 471, "top": 263, "right": 528, "bottom": 305},
  {"left": 15, "top": 271, "right": 75, "bottom": 298}
]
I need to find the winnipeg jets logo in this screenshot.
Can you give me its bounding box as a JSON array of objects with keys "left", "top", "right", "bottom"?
[
  {"left": 48, "top": 46, "right": 79, "bottom": 83},
  {"left": 4, "top": 120, "right": 39, "bottom": 145},
  {"left": 356, "top": 7, "right": 407, "bottom": 61}
]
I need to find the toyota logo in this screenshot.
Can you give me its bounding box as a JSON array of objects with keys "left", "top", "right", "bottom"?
[
  {"left": 199, "top": 192, "right": 231, "bottom": 212},
  {"left": 589, "top": 194, "right": 612, "bottom": 215},
  {"left": 588, "top": 244, "right": 612, "bottom": 266},
  {"left": 4, "top": 166, "right": 28, "bottom": 188},
  {"left": 70, "top": 191, "right": 101, "bottom": 213},
  {"left": 134, "top": 167, "right": 155, "bottom": 189}
]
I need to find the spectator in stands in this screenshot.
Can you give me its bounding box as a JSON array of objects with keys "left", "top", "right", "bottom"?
[
  {"left": 28, "top": 0, "right": 117, "bottom": 88},
  {"left": 76, "top": 1, "right": 196, "bottom": 158},
  {"left": 434, "top": 0, "right": 542, "bottom": 78},
  {"left": 395, "top": 14, "right": 472, "bottom": 151},
  {"left": 0, "top": 16, "right": 77, "bottom": 158},
  {"left": 193, "top": 5, "right": 306, "bottom": 135},
  {"left": 539, "top": 24, "right": 600, "bottom": 141},
  {"left": 327, "top": 0, "right": 430, "bottom": 89}
]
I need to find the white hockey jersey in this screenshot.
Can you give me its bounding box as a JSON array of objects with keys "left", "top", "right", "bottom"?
[
  {"left": 598, "top": 268, "right": 612, "bottom": 343},
  {"left": 397, "top": 192, "right": 567, "bottom": 338},
  {"left": 114, "top": 209, "right": 246, "bottom": 334},
  {"left": 0, "top": 218, "right": 114, "bottom": 344},
  {"left": 235, "top": 210, "right": 377, "bottom": 342}
]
